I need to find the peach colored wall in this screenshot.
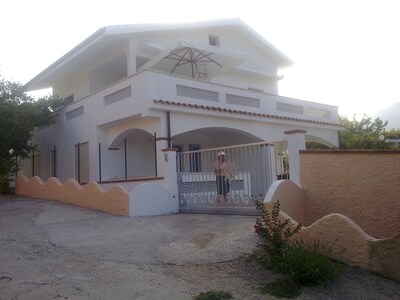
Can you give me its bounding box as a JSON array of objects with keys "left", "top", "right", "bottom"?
[
  {"left": 261, "top": 202, "right": 400, "bottom": 283},
  {"left": 300, "top": 150, "right": 400, "bottom": 239},
  {"left": 264, "top": 180, "right": 305, "bottom": 225},
  {"left": 16, "top": 175, "right": 129, "bottom": 216}
]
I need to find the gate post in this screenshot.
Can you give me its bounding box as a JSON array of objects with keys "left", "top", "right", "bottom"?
[
  {"left": 161, "top": 147, "right": 179, "bottom": 213},
  {"left": 284, "top": 129, "right": 307, "bottom": 186}
]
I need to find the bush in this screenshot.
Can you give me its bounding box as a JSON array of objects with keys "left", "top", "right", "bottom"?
[
  {"left": 254, "top": 200, "right": 301, "bottom": 262},
  {"left": 193, "top": 290, "right": 233, "bottom": 300},
  {"left": 261, "top": 279, "right": 300, "bottom": 298},
  {"left": 272, "top": 241, "right": 342, "bottom": 285},
  {"left": 254, "top": 200, "right": 342, "bottom": 297}
]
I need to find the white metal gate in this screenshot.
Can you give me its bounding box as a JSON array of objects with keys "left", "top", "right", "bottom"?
[{"left": 177, "top": 142, "right": 279, "bottom": 215}]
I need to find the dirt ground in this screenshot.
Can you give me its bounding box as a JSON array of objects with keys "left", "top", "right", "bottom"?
[{"left": 1, "top": 196, "right": 399, "bottom": 299}]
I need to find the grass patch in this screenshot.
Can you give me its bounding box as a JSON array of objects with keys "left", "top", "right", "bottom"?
[
  {"left": 193, "top": 290, "right": 233, "bottom": 300},
  {"left": 272, "top": 243, "right": 342, "bottom": 285},
  {"left": 254, "top": 200, "right": 342, "bottom": 298},
  {"left": 261, "top": 279, "right": 300, "bottom": 298}
]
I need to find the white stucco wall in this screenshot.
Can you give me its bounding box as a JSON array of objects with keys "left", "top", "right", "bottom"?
[{"left": 26, "top": 69, "right": 339, "bottom": 184}]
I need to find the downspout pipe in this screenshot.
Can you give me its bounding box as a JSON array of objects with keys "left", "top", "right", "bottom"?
[{"left": 167, "top": 111, "right": 172, "bottom": 148}]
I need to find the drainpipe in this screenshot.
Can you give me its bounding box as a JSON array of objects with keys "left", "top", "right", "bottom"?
[
  {"left": 98, "top": 143, "right": 102, "bottom": 182},
  {"left": 77, "top": 143, "right": 80, "bottom": 184},
  {"left": 166, "top": 111, "right": 172, "bottom": 148},
  {"left": 124, "top": 138, "right": 127, "bottom": 180},
  {"left": 32, "top": 148, "right": 35, "bottom": 177},
  {"left": 53, "top": 145, "right": 57, "bottom": 177},
  {"left": 154, "top": 132, "right": 158, "bottom": 177}
]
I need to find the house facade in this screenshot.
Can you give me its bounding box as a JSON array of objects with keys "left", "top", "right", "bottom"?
[{"left": 22, "top": 19, "right": 340, "bottom": 214}]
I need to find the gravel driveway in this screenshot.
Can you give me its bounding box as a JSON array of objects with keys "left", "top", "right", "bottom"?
[{"left": 1, "top": 195, "right": 399, "bottom": 299}]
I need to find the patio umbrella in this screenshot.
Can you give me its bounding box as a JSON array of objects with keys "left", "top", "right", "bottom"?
[
  {"left": 139, "top": 39, "right": 245, "bottom": 79},
  {"left": 163, "top": 46, "right": 222, "bottom": 79}
]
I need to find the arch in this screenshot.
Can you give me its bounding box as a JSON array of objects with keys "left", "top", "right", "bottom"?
[
  {"left": 104, "top": 128, "right": 156, "bottom": 180},
  {"left": 172, "top": 126, "right": 263, "bottom": 149},
  {"left": 109, "top": 128, "right": 154, "bottom": 149}
]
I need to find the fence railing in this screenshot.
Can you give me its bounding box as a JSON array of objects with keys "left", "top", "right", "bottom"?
[{"left": 177, "top": 141, "right": 282, "bottom": 214}]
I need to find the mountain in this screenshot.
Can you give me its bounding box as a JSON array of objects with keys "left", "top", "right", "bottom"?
[{"left": 375, "top": 101, "right": 400, "bottom": 129}]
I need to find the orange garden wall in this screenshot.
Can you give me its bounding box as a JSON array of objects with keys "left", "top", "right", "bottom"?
[
  {"left": 16, "top": 175, "right": 129, "bottom": 216},
  {"left": 265, "top": 181, "right": 400, "bottom": 283},
  {"left": 300, "top": 150, "right": 400, "bottom": 239}
]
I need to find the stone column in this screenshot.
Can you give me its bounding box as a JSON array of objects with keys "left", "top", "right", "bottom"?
[
  {"left": 127, "top": 38, "right": 137, "bottom": 76},
  {"left": 161, "top": 148, "right": 179, "bottom": 213},
  {"left": 284, "top": 129, "right": 307, "bottom": 186}
]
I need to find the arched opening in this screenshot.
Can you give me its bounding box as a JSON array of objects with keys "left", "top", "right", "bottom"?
[
  {"left": 172, "top": 127, "right": 262, "bottom": 152},
  {"left": 103, "top": 129, "right": 156, "bottom": 180}
]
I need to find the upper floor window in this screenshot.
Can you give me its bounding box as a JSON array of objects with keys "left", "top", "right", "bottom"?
[
  {"left": 64, "top": 94, "right": 74, "bottom": 105},
  {"left": 209, "top": 35, "right": 220, "bottom": 47}
]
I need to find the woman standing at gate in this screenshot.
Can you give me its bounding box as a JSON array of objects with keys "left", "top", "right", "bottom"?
[{"left": 214, "top": 151, "right": 230, "bottom": 203}]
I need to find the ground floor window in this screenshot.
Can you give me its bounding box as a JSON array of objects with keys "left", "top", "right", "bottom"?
[{"left": 74, "top": 142, "right": 89, "bottom": 184}]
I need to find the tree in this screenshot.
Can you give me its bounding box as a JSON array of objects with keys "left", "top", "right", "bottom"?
[
  {"left": 385, "top": 128, "right": 400, "bottom": 140},
  {"left": 0, "top": 76, "right": 61, "bottom": 193},
  {"left": 339, "top": 114, "right": 389, "bottom": 149},
  {"left": 384, "top": 128, "right": 400, "bottom": 148}
]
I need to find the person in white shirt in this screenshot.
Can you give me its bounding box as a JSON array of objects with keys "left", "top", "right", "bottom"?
[{"left": 214, "top": 151, "right": 230, "bottom": 203}]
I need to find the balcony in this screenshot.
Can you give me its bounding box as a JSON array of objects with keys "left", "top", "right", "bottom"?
[{"left": 59, "top": 70, "right": 339, "bottom": 128}]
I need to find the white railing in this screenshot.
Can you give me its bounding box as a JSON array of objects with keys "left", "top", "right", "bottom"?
[
  {"left": 148, "top": 71, "right": 339, "bottom": 124},
  {"left": 60, "top": 70, "right": 339, "bottom": 127},
  {"left": 177, "top": 141, "right": 279, "bottom": 214}
]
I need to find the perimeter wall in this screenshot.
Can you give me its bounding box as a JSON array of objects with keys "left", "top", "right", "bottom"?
[{"left": 300, "top": 149, "right": 400, "bottom": 239}]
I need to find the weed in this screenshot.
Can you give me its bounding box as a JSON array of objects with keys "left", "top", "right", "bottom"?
[
  {"left": 261, "top": 279, "right": 300, "bottom": 298},
  {"left": 254, "top": 200, "right": 301, "bottom": 263},
  {"left": 273, "top": 241, "right": 342, "bottom": 285},
  {"left": 193, "top": 290, "right": 233, "bottom": 300},
  {"left": 254, "top": 200, "right": 342, "bottom": 297}
]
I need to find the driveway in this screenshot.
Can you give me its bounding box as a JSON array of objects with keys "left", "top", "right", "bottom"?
[{"left": 0, "top": 196, "right": 259, "bottom": 299}]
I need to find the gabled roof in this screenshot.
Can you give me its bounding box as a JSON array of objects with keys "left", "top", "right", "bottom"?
[{"left": 24, "top": 18, "right": 293, "bottom": 91}]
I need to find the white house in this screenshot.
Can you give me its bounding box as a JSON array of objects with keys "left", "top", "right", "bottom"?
[{"left": 22, "top": 19, "right": 340, "bottom": 215}]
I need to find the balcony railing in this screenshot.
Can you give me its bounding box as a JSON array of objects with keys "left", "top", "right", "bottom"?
[{"left": 61, "top": 70, "right": 339, "bottom": 126}]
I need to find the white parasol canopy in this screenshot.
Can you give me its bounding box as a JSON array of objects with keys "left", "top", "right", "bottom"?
[{"left": 139, "top": 39, "right": 246, "bottom": 79}]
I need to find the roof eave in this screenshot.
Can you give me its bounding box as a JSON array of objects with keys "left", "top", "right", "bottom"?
[{"left": 24, "top": 27, "right": 108, "bottom": 91}]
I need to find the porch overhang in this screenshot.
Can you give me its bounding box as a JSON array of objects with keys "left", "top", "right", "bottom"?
[{"left": 152, "top": 99, "right": 342, "bottom": 128}]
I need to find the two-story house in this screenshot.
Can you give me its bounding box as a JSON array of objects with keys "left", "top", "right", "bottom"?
[{"left": 21, "top": 19, "right": 340, "bottom": 214}]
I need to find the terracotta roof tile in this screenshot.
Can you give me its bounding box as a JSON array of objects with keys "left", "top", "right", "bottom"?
[{"left": 153, "top": 99, "right": 341, "bottom": 127}]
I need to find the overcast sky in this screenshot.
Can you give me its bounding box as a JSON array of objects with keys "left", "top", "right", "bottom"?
[{"left": 1, "top": 0, "right": 399, "bottom": 118}]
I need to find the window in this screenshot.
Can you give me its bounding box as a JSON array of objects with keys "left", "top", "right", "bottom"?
[
  {"left": 209, "top": 35, "right": 220, "bottom": 47},
  {"left": 74, "top": 142, "right": 89, "bottom": 184},
  {"left": 32, "top": 153, "right": 41, "bottom": 177},
  {"left": 64, "top": 94, "right": 74, "bottom": 105},
  {"left": 51, "top": 147, "right": 57, "bottom": 177},
  {"left": 65, "top": 106, "right": 84, "bottom": 121}
]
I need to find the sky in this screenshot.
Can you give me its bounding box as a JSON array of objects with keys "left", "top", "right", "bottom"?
[{"left": 1, "top": 0, "right": 400, "bottom": 119}]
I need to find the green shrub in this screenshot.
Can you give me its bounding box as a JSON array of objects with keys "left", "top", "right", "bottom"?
[
  {"left": 254, "top": 200, "right": 342, "bottom": 297},
  {"left": 261, "top": 279, "right": 300, "bottom": 298},
  {"left": 193, "top": 290, "right": 233, "bottom": 300},
  {"left": 254, "top": 200, "right": 301, "bottom": 262},
  {"left": 272, "top": 241, "right": 342, "bottom": 285}
]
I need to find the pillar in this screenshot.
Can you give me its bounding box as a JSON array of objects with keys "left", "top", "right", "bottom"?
[
  {"left": 127, "top": 38, "right": 137, "bottom": 76},
  {"left": 284, "top": 129, "right": 307, "bottom": 186},
  {"left": 161, "top": 148, "right": 179, "bottom": 213}
]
